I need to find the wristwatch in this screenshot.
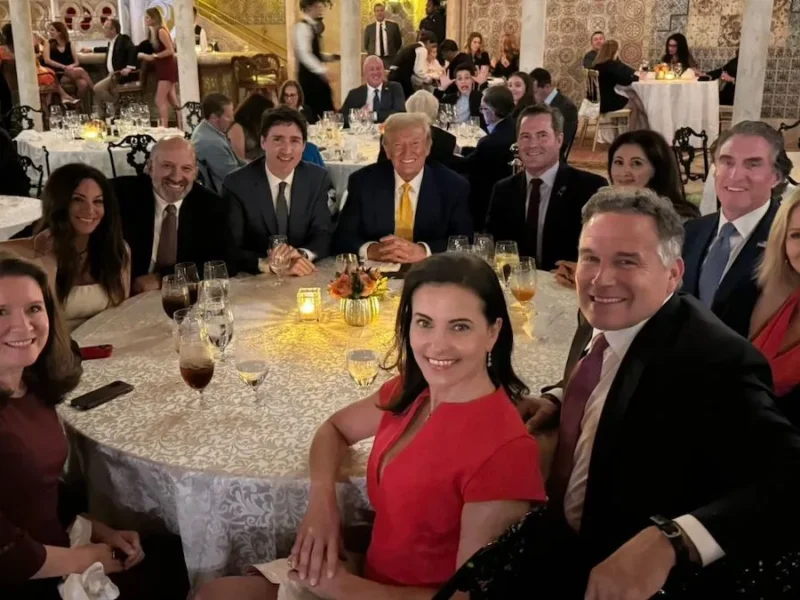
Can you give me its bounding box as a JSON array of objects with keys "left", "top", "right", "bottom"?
[{"left": 650, "top": 515, "right": 693, "bottom": 572}]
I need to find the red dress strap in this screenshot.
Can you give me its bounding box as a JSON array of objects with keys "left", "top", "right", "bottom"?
[{"left": 753, "top": 289, "right": 800, "bottom": 396}]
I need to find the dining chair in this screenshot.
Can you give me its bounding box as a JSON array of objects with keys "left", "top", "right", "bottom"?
[
  {"left": 107, "top": 133, "right": 157, "bottom": 178},
  {"left": 197, "top": 157, "right": 218, "bottom": 193},
  {"left": 778, "top": 118, "right": 800, "bottom": 150},
  {"left": 672, "top": 127, "right": 709, "bottom": 184},
  {"left": 15, "top": 154, "right": 45, "bottom": 198},
  {"left": 5, "top": 105, "right": 45, "bottom": 137},
  {"left": 180, "top": 101, "right": 203, "bottom": 137},
  {"left": 586, "top": 69, "right": 631, "bottom": 152}
]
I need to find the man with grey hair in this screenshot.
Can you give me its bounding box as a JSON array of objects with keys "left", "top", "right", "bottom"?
[
  {"left": 682, "top": 120, "right": 783, "bottom": 337},
  {"left": 81, "top": 17, "right": 137, "bottom": 105},
  {"left": 115, "top": 136, "right": 229, "bottom": 293},
  {"left": 519, "top": 186, "right": 800, "bottom": 598},
  {"left": 339, "top": 55, "right": 405, "bottom": 127}
]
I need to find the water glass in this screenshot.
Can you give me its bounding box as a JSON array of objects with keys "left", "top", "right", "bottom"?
[
  {"left": 447, "top": 235, "right": 470, "bottom": 253},
  {"left": 203, "top": 261, "right": 229, "bottom": 298},
  {"left": 268, "top": 236, "right": 291, "bottom": 285},
  {"left": 473, "top": 233, "right": 495, "bottom": 264},
  {"left": 203, "top": 299, "right": 234, "bottom": 359}
]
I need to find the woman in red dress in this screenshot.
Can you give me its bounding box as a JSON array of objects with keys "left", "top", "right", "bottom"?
[
  {"left": 139, "top": 8, "right": 181, "bottom": 128},
  {"left": 196, "top": 253, "right": 546, "bottom": 600},
  {"left": 750, "top": 190, "right": 800, "bottom": 425}
]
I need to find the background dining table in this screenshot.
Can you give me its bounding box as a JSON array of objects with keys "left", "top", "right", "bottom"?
[{"left": 0, "top": 195, "right": 42, "bottom": 240}]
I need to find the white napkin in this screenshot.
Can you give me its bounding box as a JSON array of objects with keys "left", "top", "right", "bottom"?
[
  {"left": 59, "top": 517, "right": 120, "bottom": 600},
  {"left": 681, "top": 68, "right": 695, "bottom": 80},
  {"left": 363, "top": 260, "right": 402, "bottom": 272},
  {"left": 14, "top": 129, "right": 42, "bottom": 143}
]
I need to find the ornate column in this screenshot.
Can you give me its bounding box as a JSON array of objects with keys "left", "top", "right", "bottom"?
[
  {"left": 733, "top": 0, "right": 774, "bottom": 123},
  {"left": 285, "top": 0, "right": 298, "bottom": 78},
  {"left": 446, "top": 0, "right": 463, "bottom": 43},
  {"left": 49, "top": 0, "right": 59, "bottom": 23},
  {"left": 10, "top": 0, "right": 43, "bottom": 130},
  {"left": 340, "top": 0, "right": 361, "bottom": 96},
  {"left": 174, "top": 0, "right": 200, "bottom": 112},
  {"left": 519, "top": 0, "right": 546, "bottom": 72},
  {"left": 118, "top": 0, "right": 132, "bottom": 36}
]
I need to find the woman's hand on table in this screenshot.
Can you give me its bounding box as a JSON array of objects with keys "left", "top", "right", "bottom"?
[
  {"left": 551, "top": 260, "right": 576, "bottom": 289},
  {"left": 89, "top": 518, "right": 145, "bottom": 570},
  {"left": 288, "top": 493, "right": 342, "bottom": 586}
]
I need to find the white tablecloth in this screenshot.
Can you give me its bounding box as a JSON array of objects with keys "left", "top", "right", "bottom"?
[
  {"left": 60, "top": 262, "right": 577, "bottom": 586},
  {"left": 0, "top": 196, "right": 42, "bottom": 240},
  {"left": 631, "top": 80, "right": 719, "bottom": 146},
  {"left": 14, "top": 128, "right": 184, "bottom": 183}
]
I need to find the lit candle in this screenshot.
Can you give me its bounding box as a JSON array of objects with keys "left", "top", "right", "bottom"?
[{"left": 297, "top": 288, "right": 321, "bottom": 322}]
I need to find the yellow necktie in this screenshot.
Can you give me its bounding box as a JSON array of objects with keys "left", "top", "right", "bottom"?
[{"left": 395, "top": 183, "right": 414, "bottom": 241}]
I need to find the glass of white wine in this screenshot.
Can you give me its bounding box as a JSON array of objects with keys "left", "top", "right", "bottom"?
[
  {"left": 495, "top": 240, "right": 520, "bottom": 286},
  {"left": 347, "top": 349, "right": 379, "bottom": 387},
  {"left": 507, "top": 257, "right": 538, "bottom": 335},
  {"left": 235, "top": 332, "right": 269, "bottom": 402}
]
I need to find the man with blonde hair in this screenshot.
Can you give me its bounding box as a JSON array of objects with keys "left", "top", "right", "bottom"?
[
  {"left": 333, "top": 112, "right": 471, "bottom": 263},
  {"left": 340, "top": 54, "right": 405, "bottom": 127}
]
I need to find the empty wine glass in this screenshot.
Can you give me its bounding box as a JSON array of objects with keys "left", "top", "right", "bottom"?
[
  {"left": 203, "top": 260, "right": 229, "bottom": 298},
  {"left": 336, "top": 253, "right": 358, "bottom": 274},
  {"left": 161, "top": 275, "right": 189, "bottom": 320},
  {"left": 473, "top": 233, "right": 495, "bottom": 264},
  {"left": 175, "top": 262, "right": 200, "bottom": 305},
  {"left": 172, "top": 308, "right": 203, "bottom": 354},
  {"left": 268, "top": 235, "right": 291, "bottom": 285},
  {"left": 447, "top": 235, "right": 470, "bottom": 252},
  {"left": 179, "top": 324, "right": 215, "bottom": 407},
  {"left": 235, "top": 331, "right": 270, "bottom": 402},
  {"left": 203, "top": 297, "right": 234, "bottom": 361}
]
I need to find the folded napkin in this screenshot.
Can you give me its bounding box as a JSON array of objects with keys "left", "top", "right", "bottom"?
[
  {"left": 363, "top": 260, "right": 402, "bottom": 273},
  {"left": 59, "top": 517, "right": 120, "bottom": 600},
  {"left": 14, "top": 129, "right": 43, "bottom": 143},
  {"left": 681, "top": 68, "right": 695, "bottom": 80}
]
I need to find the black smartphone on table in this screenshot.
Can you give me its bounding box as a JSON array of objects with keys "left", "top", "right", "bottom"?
[{"left": 70, "top": 380, "right": 134, "bottom": 411}]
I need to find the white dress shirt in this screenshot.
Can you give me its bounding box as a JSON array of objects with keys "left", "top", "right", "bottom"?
[
  {"left": 410, "top": 45, "right": 432, "bottom": 88},
  {"left": 149, "top": 194, "right": 183, "bottom": 273},
  {"left": 709, "top": 201, "right": 771, "bottom": 278},
  {"left": 358, "top": 168, "right": 432, "bottom": 260},
  {"left": 169, "top": 25, "right": 208, "bottom": 52},
  {"left": 525, "top": 161, "right": 560, "bottom": 265},
  {"left": 455, "top": 94, "right": 471, "bottom": 124},
  {"left": 543, "top": 88, "right": 558, "bottom": 105},
  {"left": 294, "top": 16, "right": 327, "bottom": 75},
  {"left": 264, "top": 165, "right": 314, "bottom": 261},
  {"left": 106, "top": 35, "right": 116, "bottom": 73},
  {"left": 559, "top": 299, "right": 725, "bottom": 567},
  {"left": 374, "top": 20, "right": 388, "bottom": 57}
]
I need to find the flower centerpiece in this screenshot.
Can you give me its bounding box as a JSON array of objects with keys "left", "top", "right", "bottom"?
[
  {"left": 654, "top": 63, "right": 671, "bottom": 80},
  {"left": 328, "top": 266, "right": 388, "bottom": 326}
]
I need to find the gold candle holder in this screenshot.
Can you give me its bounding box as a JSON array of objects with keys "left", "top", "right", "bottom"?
[{"left": 297, "top": 288, "right": 322, "bottom": 322}]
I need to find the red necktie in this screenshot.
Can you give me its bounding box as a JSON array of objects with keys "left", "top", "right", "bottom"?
[{"left": 548, "top": 333, "right": 609, "bottom": 507}]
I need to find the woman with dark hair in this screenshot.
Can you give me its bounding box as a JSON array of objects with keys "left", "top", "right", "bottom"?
[
  {"left": 279, "top": 79, "right": 315, "bottom": 123},
  {"left": 41, "top": 22, "right": 94, "bottom": 101},
  {"left": 2, "top": 164, "right": 130, "bottom": 330},
  {"left": 0, "top": 252, "right": 190, "bottom": 599},
  {"left": 661, "top": 33, "right": 696, "bottom": 70},
  {"left": 229, "top": 93, "right": 275, "bottom": 161},
  {"left": 593, "top": 39, "right": 649, "bottom": 130},
  {"left": 608, "top": 130, "right": 699, "bottom": 221},
  {"left": 464, "top": 31, "right": 490, "bottom": 85},
  {"left": 195, "top": 253, "right": 545, "bottom": 600},
  {"left": 507, "top": 71, "right": 535, "bottom": 117}
]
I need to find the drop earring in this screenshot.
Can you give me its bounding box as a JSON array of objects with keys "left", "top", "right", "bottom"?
[{"left": 486, "top": 351, "right": 492, "bottom": 368}]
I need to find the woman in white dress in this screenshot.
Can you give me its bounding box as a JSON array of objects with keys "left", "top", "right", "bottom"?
[{"left": 1, "top": 164, "right": 130, "bottom": 330}]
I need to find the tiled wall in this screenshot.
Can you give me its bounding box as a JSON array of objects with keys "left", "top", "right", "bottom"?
[{"left": 465, "top": 0, "right": 522, "bottom": 60}]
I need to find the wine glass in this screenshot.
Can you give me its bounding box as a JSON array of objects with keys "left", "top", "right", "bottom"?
[
  {"left": 235, "top": 331, "right": 270, "bottom": 402},
  {"left": 336, "top": 253, "right": 358, "bottom": 274},
  {"left": 507, "top": 257, "right": 538, "bottom": 335},
  {"left": 198, "top": 278, "right": 226, "bottom": 305},
  {"left": 203, "top": 260, "right": 229, "bottom": 298},
  {"left": 161, "top": 275, "right": 189, "bottom": 320},
  {"left": 473, "top": 233, "right": 495, "bottom": 264},
  {"left": 673, "top": 62, "right": 683, "bottom": 77},
  {"left": 172, "top": 308, "right": 203, "bottom": 354},
  {"left": 175, "top": 262, "right": 200, "bottom": 305},
  {"left": 268, "top": 235, "right": 291, "bottom": 285},
  {"left": 447, "top": 235, "right": 470, "bottom": 253},
  {"left": 179, "top": 325, "right": 215, "bottom": 407},
  {"left": 203, "top": 298, "right": 234, "bottom": 360},
  {"left": 345, "top": 327, "right": 384, "bottom": 388},
  {"left": 494, "top": 240, "right": 520, "bottom": 285}
]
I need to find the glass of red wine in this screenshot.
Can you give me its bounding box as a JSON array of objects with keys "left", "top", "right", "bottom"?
[
  {"left": 161, "top": 275, "right": 189, "bottom": 320},
  {"left": 175, "top": 262, "right": 200, "bottom": 305},
  {"left": 178, "top": 323, "right": 215, "bottom": 408}
]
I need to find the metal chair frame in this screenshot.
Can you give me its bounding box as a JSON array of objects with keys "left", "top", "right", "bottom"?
[
  {"left": 107, "top": 134, "right": 157, "bottom": 178},
  {"left": 672, "top": 127, "right": 710, "bottom": 184}
]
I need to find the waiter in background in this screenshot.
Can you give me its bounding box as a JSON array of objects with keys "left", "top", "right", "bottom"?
[
  {"left": 294, "top": 0, "right": 339, "bottom": 122},
  {"left": 363, "top": 2, "right": 402, "bottom": 68}
]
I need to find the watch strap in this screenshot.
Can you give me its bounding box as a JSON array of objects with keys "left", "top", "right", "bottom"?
[{"left": 650, "top": 515, "right": 692, "bottom": 572}]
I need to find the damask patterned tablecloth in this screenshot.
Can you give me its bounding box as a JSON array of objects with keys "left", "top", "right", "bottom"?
[
  {"left": 14, "top": 127, "right": 184, "bottom": 184},
  {"left": 59, "top": 262, "right": 577, "bottom": 586},
  {"left": 0, "top": 196, "right": 42, "bottom": 240}
]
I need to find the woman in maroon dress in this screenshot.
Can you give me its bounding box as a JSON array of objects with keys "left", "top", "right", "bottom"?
[
  {"left": 139, "top": 7, "right": 181, "bottom": 128},
  {"left": 0, "top": 252, "right": 189, "bottom": 599}
]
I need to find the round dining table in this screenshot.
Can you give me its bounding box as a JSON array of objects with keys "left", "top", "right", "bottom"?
[
  {"left": 0, "top": 195, "right": 42, "bottom": 240},
  {"left": 60, "top": 261, "right": 577, "bottom": 586}
]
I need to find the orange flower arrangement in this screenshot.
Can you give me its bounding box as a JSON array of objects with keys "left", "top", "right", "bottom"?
[{"left": 328, "top": 266, "right": 388, "bottom": 300}]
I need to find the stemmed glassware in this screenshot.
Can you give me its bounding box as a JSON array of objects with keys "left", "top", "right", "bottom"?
[
  {"left": 176, "top": 262, "right": 200, "bottom": 305},
  {"left": 178, "top": 321, "right": 215, "bottom": 407},
  {"left": 473, "top": 233, "right": 495, "bottom": 265},
  {"left": 346, "top": 328, "right": 380, "bottom": 388},
  {"left": 507, "top": 257, "right": 538, "bottom": 335},
  {"left": 494, "top": 240, "right": 520, "bottom": 286},
  {"left": 234, "top": 331, "right": 270, "bottom": 403},
  {"left": 336, "top": 253, "right": 358, "bottom": 274},
  {"left": 161, "top": 275, "right": 189, "bottom": 320},
  {"left": 203, "top": 260, "right": 229, "bottom": 299},
  {"left": 268, "top": 235, "right": 291, "bottom": 285},
  {"left": 447, "top": 235, "right": 470, "bottom": 253}
]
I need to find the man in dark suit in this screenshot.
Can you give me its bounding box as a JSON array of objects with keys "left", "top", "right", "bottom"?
[
  {"left": 81, "top": 18, "right": 137, "bottom": 106},
  {"left": 363, "top": 3, "right": 402, "bottom": 68},
  {"left": 706, "top": 53, "right": 738, "bottom": 105},
  {"left": 340, "top": 55, "right": 405, "bottom": 127},
  {"left": 419, "top": 0, "right": 446, "bottom": 51},
  {"left": 333, "top": 112, "right": 472, "bottom": 262},
  {"left": 224, "top": 106, "right": 334, "bottom": 276},
  {"left": 114, "top": 137, "right": 229, "bottom": 294},
  {"left": 531, "top": 68, "right": 578, "bottom": 161},
  {"left": 520, "top": 187, "right": 800, "bottom": 598},
  {"left": 682, "top": 121, "right": 783, "bottom": 338},
  {"left": 389, "top": 30, "right": 438, "bottom": 100},
  {"left": 486, "top": 104, "right": 606, "bottom": 271},
  {"left": 452, "top": 85, "right": 516, "bottom": 230}
]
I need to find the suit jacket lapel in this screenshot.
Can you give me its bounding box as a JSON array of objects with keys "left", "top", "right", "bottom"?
[
  {"left": 288, "top": 164, "right": 308, "bottom": 243},
  {"left": 414, "top": 166, "right": 437, "bottom": 239},
  {"left": 254, "top": 162, "right": 278, "bottom": 235},
  {"left": 380, "top": 84, "right": 390, "bottom": 111},
  {"left": 684, "top": 216, "right": 719, "bottom": 294},
  {"left": 540, "top": 164, "right": 569, "bottom": 258}
]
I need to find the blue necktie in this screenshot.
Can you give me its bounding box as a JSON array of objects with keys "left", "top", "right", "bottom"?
[{"left": 698, "top": 222, "right": 737, "bottom": 307}]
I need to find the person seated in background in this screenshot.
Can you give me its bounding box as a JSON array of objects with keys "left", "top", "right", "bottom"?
[
  {"left": 194, "top": 252, "right": 545, "bottom": 600},
  {"left": 592, "top": 39, "right": 649, "bottom": 130},
  {"left": 682, "top": 121, "right": 782, "bottom": 338},
  {"left": 433, "top": 38, "right": 472, "bottom": 97},
  {"left": 191, "top": 93, "right": 246, "bottom": 192},
  {"left": 530, "top": 68, "right": 578, "bottom": 162},
  {"left": 452, "top": 85, "right": 516, "bottom": 231},
  {"left": 376, "top": 90, "right": 458, "bottom": 167},
  {"left": 115, "top": 137, "right": 229, "bottom": 294},
  {"left": 661, "top": 32, "right": 697, "bottom": 70},
  {"left": 41, "top": 22, "right": 94, "bottom": 104},
  {"left": 582, "top": 30, "right": 604, "bottom": 68},
  {"left": 507, "top": 71, "right": 535, "bottom": 118},
  {"left": 439, "top": 63, "right": 482, "bottom": 125},
  {"left": 389, "top": 29, "right": 438, "bottom": 100},
  {"left": 608, "top": 130, "right": 699, "bottom": 221},
  {"left": 423, "top": 45, "right": 445, "bottom": 90},
  {"left": 486, "top": 104, "right": 606, "bottom": 271},
  {"left": 334, "top": 113, "right": 472, "bottom": 262},
  {"left": 340, "top": 55, "right": 405, "bottom": 127},
  {"left": 229, "top": 93, "right": 275, "bottom": 162},
  {"left": 224, "top": 106, "right": 334, "bottom": 276},
  {"left": 80, "top": 18, "right": 137, "bottom": 107},
  {"left": 706, "top": 52, "right": 738, "bottom": 106},
  {"left": 0, "top": 252, "right": 190, "bottom": 599},
  {"left": 278, "top": 80, "right": 315, "bottom": 124},
  {"left": 491, "top": 33, "right": 519, "bottom": 80},
  {"left": 750, "top": 191, "right": 800, "bottom": 425},
  {"left": 464, "top": 31, "right": 490, "bottom": 85},
  {"left": 1, "top": 164, "right": 130, "bottom": 331}
]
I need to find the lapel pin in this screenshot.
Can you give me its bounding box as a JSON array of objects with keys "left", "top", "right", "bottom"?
[{"left": 757, "top": 241, "right": 767, "bottom": 248}]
